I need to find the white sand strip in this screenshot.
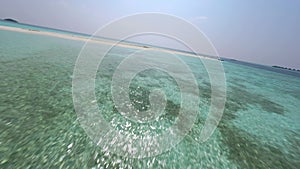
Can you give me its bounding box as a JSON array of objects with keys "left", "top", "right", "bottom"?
[{"left": 0, "top": 25, "right": 217, "bottom": 60}]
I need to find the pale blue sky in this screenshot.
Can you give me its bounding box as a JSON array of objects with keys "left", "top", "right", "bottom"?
[{"left": 0, "top": 0, "right": 299, "bottom": 68}]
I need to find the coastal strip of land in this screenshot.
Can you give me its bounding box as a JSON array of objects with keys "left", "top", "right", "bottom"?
[{"left": 0, "top": 25, "right": 217, "bottom": 60}]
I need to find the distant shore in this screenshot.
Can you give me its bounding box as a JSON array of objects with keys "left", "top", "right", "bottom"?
[
  {"left": 272, "top": 65, "right": 300, "bottom": 72},
  {"left": 0, "top": 25, "right": 216, "bottom": 60},
  {"left": 3, "top": 18, "right": 18, "bottom": 23}
]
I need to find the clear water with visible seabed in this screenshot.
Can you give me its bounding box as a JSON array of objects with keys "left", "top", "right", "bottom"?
[{"left": 0, "top": 22, "right": 300, "bottom": 168}]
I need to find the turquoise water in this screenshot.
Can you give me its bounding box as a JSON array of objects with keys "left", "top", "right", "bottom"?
[{"left": 0, "top": 23, "right": 300, "bottom": 168}]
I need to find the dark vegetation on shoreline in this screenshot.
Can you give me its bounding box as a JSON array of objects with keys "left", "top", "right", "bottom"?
[
  {"left": 272, "top": 65, "right": 300, "bottom": 72},
  {"left": 3, "top": 18, "right": 19, "bottom": 23}
]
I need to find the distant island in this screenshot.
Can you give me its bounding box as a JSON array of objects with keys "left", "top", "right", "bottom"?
[
  {"left": 3, "top": 18, "right": 19, "bottom": 23},
  {"left": 272, "top": 65, "right": 300, "bottom": 72}
]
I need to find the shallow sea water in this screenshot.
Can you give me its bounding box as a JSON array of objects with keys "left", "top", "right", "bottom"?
[{"left": 0, "top": 28, "right": 300, "bottom": 168}]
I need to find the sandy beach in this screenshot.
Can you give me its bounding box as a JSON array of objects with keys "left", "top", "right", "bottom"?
[{"left": 0, "top": 25, "right": 217, "bottom": 60}]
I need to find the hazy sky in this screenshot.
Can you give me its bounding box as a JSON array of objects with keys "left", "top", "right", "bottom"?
[{"left": 0, "top": 0, "right": 299, "bottom": 68}]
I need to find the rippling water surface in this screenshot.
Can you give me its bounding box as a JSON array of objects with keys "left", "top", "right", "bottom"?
[{"left": 0, "top": 28, "right": 300, "bottom": 168}]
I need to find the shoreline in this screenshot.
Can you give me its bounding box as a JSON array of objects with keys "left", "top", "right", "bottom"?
[{"left": 0, "top": 25, "right": 216, "bottom": 60}]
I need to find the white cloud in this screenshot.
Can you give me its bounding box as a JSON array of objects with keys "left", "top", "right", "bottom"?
[
  {"left": 193, "top": 16, "right": 208, "bottom": 20},
  {"left": 189, "top": 16, "right": 208, "bottom": 25}
]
